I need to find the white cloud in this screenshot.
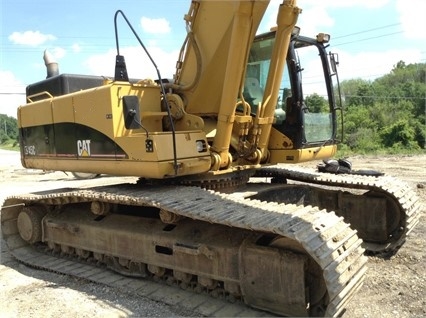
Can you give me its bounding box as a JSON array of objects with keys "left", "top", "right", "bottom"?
[
  {"left": 297, "top": 0, "right": 389, "bottom": 35},
  {"left": 297, "top": 6, "right": 334, "bottom": 38},
  {"left": 0, "top": 71, "right": 26, "bottom": 118},
  {"left": 84, "top": 45, "right": 179, "bottom": 79},
  {"left": 396, "top": 0, "right": 426, "bottom": 40},
  {"left": 140, "top": 17, "right": 171, "bottom": 34},
  {"left": 8, "top": 31, "right": 56, "bottom": 46},
  {"left": 50, "top": 47, "right": 67, "bottom": 60},
  {"left": 72, "top": 43, "right": 82, "bottom": 53},
  {"left": 260, "top": 0, "right": 390, "bottom": 35}
]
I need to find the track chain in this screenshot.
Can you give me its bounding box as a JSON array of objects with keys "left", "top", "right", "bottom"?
[
  {"left": 255, "top": 165, "right": 423, "bottom": 253},
  {"left": 2, "top": 184, "right": 367, "bottom": 317}
]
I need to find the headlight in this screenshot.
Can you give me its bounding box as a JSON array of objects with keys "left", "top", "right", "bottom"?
[
  {"left": 196, "top": 140, "right": 207, "bottom": 152},
  {"left": 292, "top": 26, "right": 300, "bottom": 37},
  {"left": 316, "top": 33, "right": 330, "bottom": 43}
]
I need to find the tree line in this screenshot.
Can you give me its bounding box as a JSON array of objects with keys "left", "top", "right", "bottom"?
[{"left": 337, "top": 61, "right": 425, "bottom": 154}]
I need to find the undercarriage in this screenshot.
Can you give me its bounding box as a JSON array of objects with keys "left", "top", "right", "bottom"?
[
  {"left": 254, "top": 165, "right": 422, "bottom": 253},
  {"left": 1, "top": 166, "right": 422, "bottom": 316}
]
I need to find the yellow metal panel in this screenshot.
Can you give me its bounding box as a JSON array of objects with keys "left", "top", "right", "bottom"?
[
  {"left": 110, "top": 82, "right": 163, "bottom": 136},
  {"left": 268, "top": 126, "right": 294, "bottom": 149},
  {"left": 72, "top": 84, "right": 115, "bottom": 138},
  {"left": 69, "top": 82, "right": 163, "bottom": 140},
  {"left": 115, "top": 131, "right": 209, "bottom": 161},
  {"left": 18, "top": 99, "right": 53, "bottom": 127},
  {"left": 152, "top": 132, "right": 207, "bottom": 160},
  {"left": 269, "top": 145, "right": 337, "bottom": 164},
  {"left": 52, "top": 94, "right": 75, "bottom": 123}
]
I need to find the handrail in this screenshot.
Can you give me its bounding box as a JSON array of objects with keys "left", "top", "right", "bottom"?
[{"left": 26, "top": 91, "right": 53, "bottom": 103}]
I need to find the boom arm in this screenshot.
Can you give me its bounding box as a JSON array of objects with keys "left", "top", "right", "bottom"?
[
  {"left": 255, "top": 1, "right": 301, "bottom": 162},
  {"left": 172, "top": 0, "right": 300, "bottom": 169}
]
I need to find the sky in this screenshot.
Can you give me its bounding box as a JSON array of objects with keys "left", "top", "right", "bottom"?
[{"left": 1, "top": 0, "right": 425, "bottom": 118}]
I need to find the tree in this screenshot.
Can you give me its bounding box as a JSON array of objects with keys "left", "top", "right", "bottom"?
[
  {"left": 305, "top": 93, "right": 328, "bottom": 113},
  {"left": 340, "top": 78, "right": 371, "bottom": 107},
  {"left": 0, "top": 114, "right": 18, "bottom": 144},
  {"left": 380, "top": 119, "right": 420, "bottom": 150},
  {"left": 338, "top": 61, "right": 426, "bottom": 152},
  {"left": 393, "top": 60, "right": 406, "bottom": 72}
]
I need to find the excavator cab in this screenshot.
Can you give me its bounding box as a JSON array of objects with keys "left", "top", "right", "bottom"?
[{"left": 244, "top": 30, "right": 341, "bottom": 163}]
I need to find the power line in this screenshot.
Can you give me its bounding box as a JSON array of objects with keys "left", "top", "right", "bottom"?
[
  {"left": 333, "top": 31, "right": 404, "bottom": 47},
  {"left": 333, "top": 23, "right": 401, "bottom": 40}
]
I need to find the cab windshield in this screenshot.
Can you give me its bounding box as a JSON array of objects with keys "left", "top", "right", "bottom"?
[{"left": 243, "top": 32, "right": 337, "bottom": 147}]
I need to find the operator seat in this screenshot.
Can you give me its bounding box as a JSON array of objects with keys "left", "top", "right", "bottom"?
[{"left": 243, "top": 77, "right": 264, "bottom": 114}]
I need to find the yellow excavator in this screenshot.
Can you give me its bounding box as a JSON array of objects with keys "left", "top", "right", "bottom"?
[{"left": 1, "top": 1, "right": 422, "bottom": 316}]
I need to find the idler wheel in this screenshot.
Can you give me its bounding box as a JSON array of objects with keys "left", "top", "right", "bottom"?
[
  {"left": 270, "top": 236, "right": 328, "bottom": 313},
  {"left": 17, "top": 206, "right": 46, "bottom": 244}
]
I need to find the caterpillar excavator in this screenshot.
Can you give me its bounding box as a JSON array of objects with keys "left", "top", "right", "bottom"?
[{"left": 1, "top": 0, "right": 422, "bottom": 316}]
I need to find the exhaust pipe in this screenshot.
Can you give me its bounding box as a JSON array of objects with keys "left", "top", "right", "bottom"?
[{"left": 43, "top": 50, "right": 59, "bottom": 78}]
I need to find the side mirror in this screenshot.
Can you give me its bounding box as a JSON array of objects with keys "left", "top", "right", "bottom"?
[
  {"left": 330, "top": 53, "right": 339, "bottom": 74},
  {"left": 122, "top": 95, "right": 141, "bottom": 129}
]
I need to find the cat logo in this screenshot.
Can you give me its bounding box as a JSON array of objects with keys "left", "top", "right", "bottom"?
[{"left": 77, "top": 139, "right": 91, "bottom": 157}]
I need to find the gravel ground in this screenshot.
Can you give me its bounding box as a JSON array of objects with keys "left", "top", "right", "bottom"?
[{"left": 1, "top": 149, "right": 425, "bottom": 317}]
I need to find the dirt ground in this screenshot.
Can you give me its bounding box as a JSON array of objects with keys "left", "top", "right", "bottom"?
[{"left": 0, "top": 150, "right": 425, "bottom": 317}]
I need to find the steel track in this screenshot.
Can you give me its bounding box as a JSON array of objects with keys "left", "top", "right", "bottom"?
[
  {"left": 2, "top": 183, "right": 367, "bottom": 317},
  {"left": 255, "top": 165, "right": 423, "bottom": 253}
]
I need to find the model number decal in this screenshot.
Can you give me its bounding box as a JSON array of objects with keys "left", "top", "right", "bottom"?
[
  {"left": 24, "top": 145, "right": 36, "bottom": 155},
  {"left": 77, "top": 139, "right": 91, "bottom": 157}
]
